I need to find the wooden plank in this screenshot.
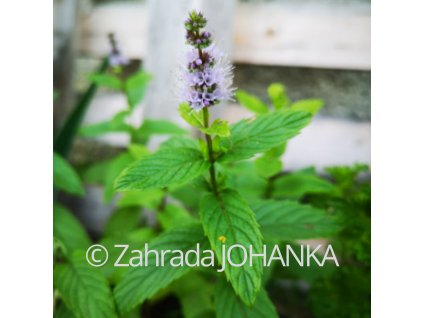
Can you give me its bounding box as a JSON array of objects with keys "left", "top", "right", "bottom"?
[{"left": 79, "top": 2, "right": 370, "bottom": 70}]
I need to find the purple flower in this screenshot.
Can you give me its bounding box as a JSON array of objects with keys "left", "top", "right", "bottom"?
[{"left": 179, "top": 12, "right": 234, "bottom": 111}]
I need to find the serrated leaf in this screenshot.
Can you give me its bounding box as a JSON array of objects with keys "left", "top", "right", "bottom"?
[
  {"left": 53, "top": 204, "right": 91, "bottom": 256},
  {"left": 53, "top": 152, "right": 84, "bottom": 196},
  {"left": 113, "top": 223, "right": 208, "bottom": 315},
  {"left": 252, "top": 200, "right": 342, "bottom": 240},
  {"left": 267, "top": 83, "right": 290, "bottom": 110},
  {"left": 89, "top": 73, "right": 122, "bottom": 90},
  {"left": 104, "top": 207, "right": 141, "bottom": 238},
  {"left": 236, "top": 90, "right": 269, "bottom": 114},
  {"left": 272, "top": 172, "right": 338, "bottom": 200},
  {"left": 178, "top": 102, "right": 204, "bottom": 128},
  {"left": 215, "top": 278, "right": 278, "bottom": 318},
  {"left": 199, "top": 119, "right": 230, "bottom": 137},
  {"left": 254, "top": 155, "right": 282, "bottom": 178},
  {"left": 114, "top": 148, "right": 210, "bottom": 191},
  {"left": 290, "top": 99, "right": 324, "bottom": 115},
  {"left": 54, "top": 251, "right": 117, "bottom": 318},
  {"left": 219, "top": 110, "right": 311, "bottom": 162},
  {"left": 124, "top": 71, "right": 152, "bottom": 109},
  {"left": 200, "top": 189, "right": 263, "bottom": 305}
]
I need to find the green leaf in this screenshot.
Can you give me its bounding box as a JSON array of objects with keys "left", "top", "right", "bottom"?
[
  {"left": 79, "top": 111, "right": 133, "bottom": 137},
  {"left": 104, "top": 207, "right": 141, "bottom": 238},
  {"left": 236, "top": 90, "right": 269, "bottom": 114},
  {"left": 267, "top": 83, "right": 290, "bottom": 110},
  {"left": 89, "top": 73, "right": 122, "bottom": 90},
  {"left": 252, "top": 200, "right": 342, "bottom": 240},
  {"left": 158, "top": 204, "right": 194, "bottom": 230},
  {"left": 200, "top": 189, "right": 263, "bottom": 305},
  {"left": 171, "top": 273, "right": 215, "bottom": 318},
  {"left": 53, "top": 152, "right": 84, "bottom": 196},
  {"left": 215, "top": 278, "right": 278, "bottom": 318},
  {"left": 104, "top": 153, "right": 135, "bottom": 203},
  {"left": 290, "top": 99, "right": 324, "bottom": 115},
  {"left": 114, "top": 148, "right": 210, "bottom": 191},
  {"left": 254, "top": 155, "right": 282, "bottom": 178},
  {"left": 54, "top": 251, "right": 117, "bottom": 318},
  {"left": 136, "top": 119, "right": 187, "bottom": 142},
  {"left": 224, "top": 162, "right": 267, "bottom": 203},
  {"left": 127, "top": 144, "right": 150, "bottom": 160},
  {"left": 54, "top": 302, "right": 76, "bottom": 318},
  {"left": 54, "top": 58, "right": 109, "bottom": 158},
  {"left": 159, "top": 135, "right": 199, "bottom": 150},
  {"left": 124, "top": 71, "right": 152, "bottom": 109},
  {"left": 272, "top": 172, "right": 338, "bottom": 200},
  {"left": 113, "top": 223, "right": 208, "bottom": 315},
  {"left": 117, "top": 189, "right": 164, "bottom": 209},
  {"left": 53, "top": 204, "right": 91, "bottom": 256},
  {"left": 99, "top": 229, "right": 155, "bottom": 285},
  {"left": 80, "top": 159, "right": 111, "bottom": 184},
  {"left": 178, "top": 102, "right": 204, "bottom": 128},
  {"left": 199, "top": 119, "right": 230, "bottom": 137},
  {"left": 219, "top": 110, "right": 312, "bottom": 162}
]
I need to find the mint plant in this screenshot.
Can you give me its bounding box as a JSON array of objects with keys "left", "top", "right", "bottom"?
[{"left": 53, "top": 11, "right": 370, "bottom": 318}]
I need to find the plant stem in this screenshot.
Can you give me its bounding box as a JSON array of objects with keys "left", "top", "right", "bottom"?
[{"left": 202, "top": 107, "right": 218, "bottom": 194}]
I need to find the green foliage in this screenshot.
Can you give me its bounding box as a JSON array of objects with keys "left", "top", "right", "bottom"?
[
  {"left": 54, "top": 251, "right": 117, "bottom": 318},
  {"left": 171, "top": 273, "right": 215, "bottom": 318},
  {"left": 114, "top": 148, "right": 210, "bottom": 191},
  {"left": 124, "top": 71, "right": 152, "bottom": 110},
  {"left": 200, "top": 189, "right": 263, "bottom": 305},
  {"left": 79, "top": 111, "right": 133, "bottom": 137},
  {"left": 103, "top": 207, "right": 141, "bottom": 238},
  {"left": 104, "top": 153, "right": 136, "bottom": 202},
  {"left": 179, "top": 102, "right": 204, "bottom": 127},
  {"left": 252, "top": 200, "right": 342, "bottom": 240},
  {"left": 135, "top": 119, "right": 187, "bottom": 143},
  {"left": 53, "top": 204, "right": 91, "bottom": 256},
  {"left": 158, "top": 204, "right": 194, "bottom": 230},
  {"left": 219, "top": 110, "right": 311, "bottom": 162},
  {"left": 290, "top": 99, "right": 324, "bottom": 115},
  {"left": 236, "top": 90, "right": 269, "bottom": 114},
  {"left": 215, "top": 278, "right": 278, "bottom": 318},
  {"left": 199, "top": 119, "right": 230, "bottom": 137},
  {"left": 267, "top": 83, "right": 290, "bottom": 110},
  {"left": 53, "top": 152, "right": 84, "bottom": 196},
  {"left": 272, "top": 170, "right": 338, "bottom": 200},
  {"left": 89, "top": 73, "right": 123, "bottom": 90},
  {"left": 116, "top": 189, "right": 164, "bottom": 209},
  {"left": 113, "top": 224, "right": 208, "bottom": 315},
  {"left": 254, "top": 154, "right": 282, "bottom": 179},
  {"left": 53, "top": 78, "right": 369, "bottom": 318}
]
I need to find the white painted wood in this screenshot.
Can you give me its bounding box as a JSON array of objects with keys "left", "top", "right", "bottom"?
[{"left": 79, "top": 2, "right": 370, "bottom": 70}]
